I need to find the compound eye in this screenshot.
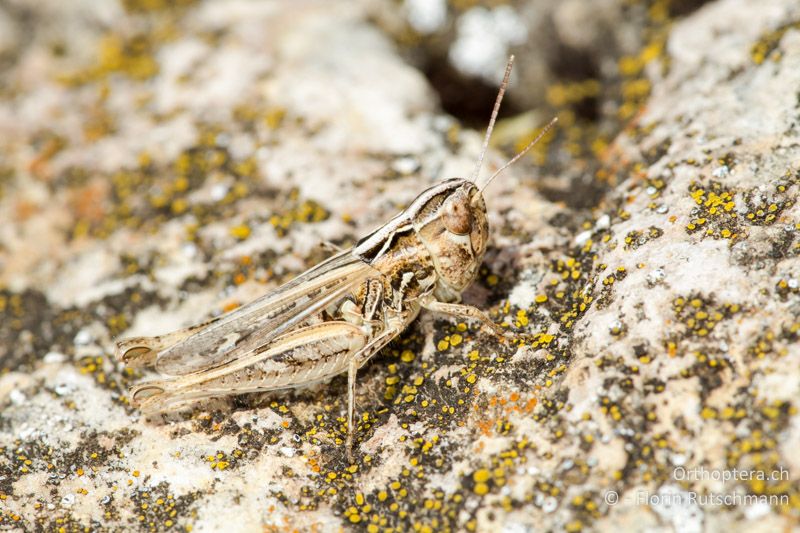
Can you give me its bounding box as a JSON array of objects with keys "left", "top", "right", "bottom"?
[{"left": 442, "top": 193, "right": 472, "bottom": 235}]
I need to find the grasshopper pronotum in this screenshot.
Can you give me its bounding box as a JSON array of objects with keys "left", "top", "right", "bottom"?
[{"left": 116, "top": 56, "right": 557, "bottom": 461}]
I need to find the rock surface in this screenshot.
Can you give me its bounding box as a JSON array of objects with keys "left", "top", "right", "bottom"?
[{"left": 1, "top": 0, "right": 800, "bottom": 531}]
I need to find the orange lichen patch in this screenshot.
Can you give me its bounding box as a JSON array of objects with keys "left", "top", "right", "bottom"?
[
  {"left": 472, "top": 393, "right": 539, "bottom": 437},
  {"left": 13, "top": 199, "right": 40, "bottom": 222},
  {"left": 70, "top": 179, "right": 110, "bottom": 224},
  {"left": 666, "top": 341, "right": 677, "bottom": 357},
  {"left": 475, "top": 418, "right": 494, "bottom": 437},
  {"left": 222, "top": 301, "right": 241, "bottom": 313},
  {"left": 27, "top": 135, "right": 67, "bottom": 180},
  {"left": 304, "top": 454, "right": 321, "bottom": 474},
  {"left": 594, "top": 137, "right": 635, "bottom": 185}
]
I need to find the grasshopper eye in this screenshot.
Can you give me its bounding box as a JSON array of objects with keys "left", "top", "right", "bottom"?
[{"left": 442, "top": 193, "right": 472, "bottom": 235}]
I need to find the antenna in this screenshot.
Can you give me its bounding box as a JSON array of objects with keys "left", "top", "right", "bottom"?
[
  {"left": 470, "top": 55, "right": 515, "bottom": 184},
  {"left": 477, "top": 116, "right": 558, "bottom": 191}
]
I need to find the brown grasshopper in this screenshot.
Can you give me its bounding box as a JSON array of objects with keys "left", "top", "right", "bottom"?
[{"left": 116, "top": 56, "right": 557, "bottom": 461}]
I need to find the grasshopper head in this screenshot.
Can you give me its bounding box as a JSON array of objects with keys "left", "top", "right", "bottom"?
[
  {"left": 417, "top": 56, "right": 555, "bottom": 297},
  {"left": 413, "top": 178, "right": 489, "bottom": 297}
]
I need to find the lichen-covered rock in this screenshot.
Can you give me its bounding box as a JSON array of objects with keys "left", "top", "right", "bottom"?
[{"left": 1, "top": 0, "right": 799, "bottom": 531}]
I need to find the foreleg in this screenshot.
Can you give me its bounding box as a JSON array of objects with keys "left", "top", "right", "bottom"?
[{"left": 419, "top": 295, "right": 510, "bottom": 341}]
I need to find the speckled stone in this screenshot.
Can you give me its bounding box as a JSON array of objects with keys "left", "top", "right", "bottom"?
[{"left": 1, "top": 0, "right": 799, "bottom": 532}]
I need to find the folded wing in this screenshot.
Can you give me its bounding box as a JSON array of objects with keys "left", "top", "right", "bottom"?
[{"left": 116, "top": 250, "right": 376, "bottom": 377}]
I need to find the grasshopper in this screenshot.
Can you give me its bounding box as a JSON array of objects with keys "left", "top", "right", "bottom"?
[{"left": 116, "top": 56, "right": 557, "bottom": 461}]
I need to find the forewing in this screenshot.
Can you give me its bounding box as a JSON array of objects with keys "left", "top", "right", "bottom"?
[{"left": 154, "top": 250, "right": 375, "bottom": 376}]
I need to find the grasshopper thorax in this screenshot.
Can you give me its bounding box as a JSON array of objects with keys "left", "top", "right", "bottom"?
[{"left": 352, "top": 177, "right": 488, "bottom": 302}]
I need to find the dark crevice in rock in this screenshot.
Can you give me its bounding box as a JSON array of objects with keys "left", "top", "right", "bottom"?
[
  {"left": 420, "top": 54, "right": 522, "bottom": 129},
  {"left": 667, "top": 0, "right": 714, "bottom": 17}
]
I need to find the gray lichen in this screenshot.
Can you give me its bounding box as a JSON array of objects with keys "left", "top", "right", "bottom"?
[{"left": 1, "top": 0, "right": 799, "bottom": 531}]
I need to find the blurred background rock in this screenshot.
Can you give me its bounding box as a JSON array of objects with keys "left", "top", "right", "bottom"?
[{"left": 1, "top": 0, "right": 800, "bottom": 531}]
